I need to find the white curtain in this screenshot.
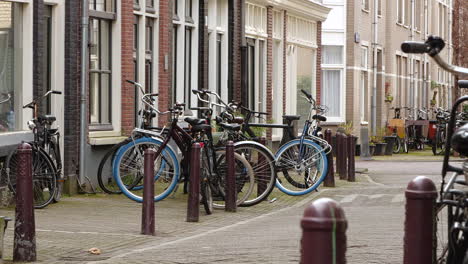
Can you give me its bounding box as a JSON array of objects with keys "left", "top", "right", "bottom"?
[
  {"left": 322, "top": 46, "right": 343, "bottom": 65},
  {"left": 322, "top": 70, "right": 341, "bottom": 117}
]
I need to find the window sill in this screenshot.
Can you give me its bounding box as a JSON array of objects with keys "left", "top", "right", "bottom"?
[{"left": 89, "top": 136, "right": 128, "bottom": 146}]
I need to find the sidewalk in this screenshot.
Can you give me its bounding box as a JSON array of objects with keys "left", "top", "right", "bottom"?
[{"left": 0, "top": 177, "right": 367, "bottom": 264}]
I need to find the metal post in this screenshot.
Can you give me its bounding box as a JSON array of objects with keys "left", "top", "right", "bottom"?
[
  {"left": 13, "top": 143, "right": 36, "bottom": 262},
  {"left": 360, "top": 126, "right": 372, "bottom": 160},
  {"left": 141, "top": 149, "right": 155, "bottom": 236},
  {"left": 80, "top": 0, "right": 89, "bottom": 184},
  {"left": 301, "top": 198, "right": 347, "bottom": 264},
  {"left": 257, "top": 137, "right": 266, "bottom": 197},
  {"left": 187, "top": 143, "right": 201, "bottom": 222},
  {"left": 324, "top": 129, "right": 335, "bottom": 187},
  {"left": 403, "top": 176, "right": 437, "bottom": 264},
  {"left": 225, "top": 141, "right": 237, "bottom": 212},
  {"left": 348, "top": 136, "right": 356, "bottom": 182},
  {"left": 341, "top": 134, "right": 348, "bottom": 180}
]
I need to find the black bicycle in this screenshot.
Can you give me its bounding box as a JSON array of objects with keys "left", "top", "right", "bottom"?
[
  {"left": 403, "top": 36, "right": 468, "bottom": 263},
  {"left": 4, "top": 90, "right": 63, "bottom": 209}
]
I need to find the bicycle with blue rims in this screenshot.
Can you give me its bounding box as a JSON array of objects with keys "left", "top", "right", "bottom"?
[
  {"left": 274, "top": 89, "right": 330, "bottom": 196},
  {"left": 111, "top": 81, "right": 255, "bottom": 210}
]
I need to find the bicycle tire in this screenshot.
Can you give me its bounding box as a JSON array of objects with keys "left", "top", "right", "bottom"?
[
  {"left": 210, "top": 151, "right": 255, "bottom": 209},
  {"left": 200, "top": 148, "right": 213, "bottom": 215},
  {"left": 49, "top": 139, "right": 62, "bottom": 202},
  {"left": 274, "top": 139, "right": 328, "bottom": 196},
  {"left": 112, "top": 137, "right": 180, "bottom": 202},
  {"left": 233, "top": 142, "right": 276, "bottom": 207},
  {"left": 6, "top": 147, "right": 57, "bottom": 209},
  {"left": 97, "top": 138, "right": 132, "bottom": 194},
  {"left": 393, "top": 136, "right": 401, "bottom": 154}
]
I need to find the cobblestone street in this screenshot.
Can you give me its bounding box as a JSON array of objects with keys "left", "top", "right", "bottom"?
[{"left": 1, "top": 157, "right": 448, "bottom": 263}]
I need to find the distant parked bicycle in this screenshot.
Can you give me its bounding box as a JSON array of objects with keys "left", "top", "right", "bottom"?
[{"left": 4, "top": 90, "right": 63, "bottom": 209}]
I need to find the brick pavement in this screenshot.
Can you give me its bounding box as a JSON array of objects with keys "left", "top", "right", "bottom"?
[{"left": 0, "top": 159, "right": 444, "bottom": 263}]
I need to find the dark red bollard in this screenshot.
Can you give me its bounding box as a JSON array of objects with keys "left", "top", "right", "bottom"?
[
  {"left": 324, "top": 129, "right": 335, "bottom": 187},
  {"left": 257, "top": 137, "right": 267, "bottom": 197},
  {"left": 347, "top": 136, "right": 356, "bottom": 182},
  {"left": 225, "top": 141, "right": 237, "bottom": 212},
  {"left": 187, "top": 143, "right": 201, "bottom": 222},
  {"left": 341, "top": 134, "right": 348, "bottom": 180},
  {"left": 13, "top": 143, "right": 36, "bottom": 262},
  {"left": 141, "top": 149, "right": 156, "bottom": 235},
  {"left": 335, "top": 133, "right": 342, "bottom": 176},
  {"left": 403, "top": 176, "right": 437, "bottom": 264},
  {"left": 301, "top": 198, "right": 347, "bottom": 264}
]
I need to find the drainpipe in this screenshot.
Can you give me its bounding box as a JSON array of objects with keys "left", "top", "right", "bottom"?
[
  {"left": 371, "top": 0, "right": 378, "bottom": 135},
  {"left": 424, "top": 0, "right": 428, "bottom": 108},
  {"left": 410, "top": 0, "right": 415, "bottom": 117},
  {"left": 240, "top": 0, "right": 247, "bottom": 105},
  {"left": 80, "top": 0, "right": 89, "bottom": 184}
]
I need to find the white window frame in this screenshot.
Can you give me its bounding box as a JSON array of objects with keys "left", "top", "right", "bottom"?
[
  {"left": 172, "top": 0, "right": 199, "bottom": 109},
  {"left": 134, "top": 0, "right": 160, "bottom": 127},
  {"left": 360, "top": 45, "right": 369, "bottom": 124},
  {"left": 207, "top": 0, "right": 228, "bottom": 115},
  {"left": 321, "top": 45, "right": 345, "bottom": 123}
]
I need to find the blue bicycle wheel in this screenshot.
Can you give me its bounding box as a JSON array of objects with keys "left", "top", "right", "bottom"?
[
  {"left": 112, "top": 137, "right": 180, "bottom": 202},
  {"left": 274, "top": 139, "right": 328, "bottom": 196}
]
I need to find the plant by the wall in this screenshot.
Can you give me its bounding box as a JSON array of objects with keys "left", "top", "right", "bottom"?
[
  {"left": 431, "top": 80, "right": 441, "bottom": 89},
  {"left": 339, "top": 121, "right": 354, "bottom": 136}
]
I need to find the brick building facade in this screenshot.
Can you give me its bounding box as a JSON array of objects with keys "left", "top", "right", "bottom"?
[{"left": 0, "top": 0, "right": 329, "bottom": 192}]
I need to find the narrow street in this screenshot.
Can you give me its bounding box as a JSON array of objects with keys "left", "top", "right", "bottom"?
[{"left": 2, "top": 158, "right": 447, "bottom": 263}]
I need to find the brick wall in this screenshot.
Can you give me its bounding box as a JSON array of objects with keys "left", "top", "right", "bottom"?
[
  {"left": 232, "top": 0, "right": 243, "bottom": 103},
  {"left": 64, "top": 0, "right": 82, "bottom": 178},
  {"left": 266, "top": 6, "right": 273, "bottom": 139},
  {"left": 33, "top": 0, "right": 45, "bottom": 106},
  {"left": 158, "top": 0, "right": 172, "bottom": 126},
  {"left": 121, "top": 0, "right": 135, "bottom": 135},
  {"left": 198, "top": 0, "right": 209, "bottom": 94},
  {"left": 316, "top": 21, "right": 322, "bottom": 105}
]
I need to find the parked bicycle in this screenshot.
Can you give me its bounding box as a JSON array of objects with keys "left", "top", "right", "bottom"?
[
  {"left": 402, "top": 35, "right": 468, "bottom": 263},
  {"left": 4, "top": 90, "right": 63, "bottom": 209},
  {"left": 196, "top": 88, "right": 330, "bottom": 196},
  {"left": 111, "top": 81, "right": 255, "bottom": 212}
]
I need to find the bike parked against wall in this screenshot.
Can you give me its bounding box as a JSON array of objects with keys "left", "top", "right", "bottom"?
[
  {"left": 3, "top": 90, "right": 63, "bottom": 209},
  {"left": 402, "top": 35, "right": 468, "bottom": 263}
]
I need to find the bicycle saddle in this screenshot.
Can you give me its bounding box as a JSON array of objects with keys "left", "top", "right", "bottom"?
[
  {"left": 191, "top": 124, "right": 212, "bottom": 133},
  {"left": 452, "top": 123, "right": 468, "bottom": 156},
  {"left": 313, "top": 114, "right": 327, "bottom": 122},
  {"left": 38, "top": 115, "right": 56, "bottom": 123},
  {"left": 218, "top": 123, "right": 241, "bottom": 132},
  {"left": 283, "top": 115, "right": 300, "bottom": 121},
  {"left": 184, "top": 117, "right": 206, "bottom": 126}
]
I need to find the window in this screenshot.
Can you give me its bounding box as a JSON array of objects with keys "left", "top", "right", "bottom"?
[
  {"left": 0, "top": 2, "right": 20, "bottom": 133},
  {"left": 43, "top": 6, "right": 53, "bottom": 114},
  {"left": 216, "top": 34, "right": 222, "bottom": 98},
  {"left": 397, "top": 0, "right": 404, "bottom": 24},
  {"left": 184, "top": 27, "right": 192, "bottom": 104},
  {"left": 322, "top": 46, "right": 343, "bottom": 65},
  {"left": 415, "top": 0, "right": 421, "bottom": 30},
  {"left": 172, "top": 0, "right": 196, "bottom": 106},
  {"left": 321, "top": 45, "right": 344, "bottom": 120},
  {"left": 361, "top": 46, "right": 368, "bottom": 69},
  {"left": 89, "top": 17, "right": 113, "bottom": 127},
  {"left": 396, "top": 55, "right": 402, "bottom": 106},
  {"left": 378, "top": 0, "right": 382, "bottom": 16},
  {"left": 405, "top": 0, "right": 411, "bottom": 26},
  {"left": 145, "top": 19, "right": 154, "bottom": 93},
  {"left": 362, "top": 0, "right": 369, "bottom": 11},
  {"left": 322, "top": 70, "right": 342, "bottom": 117},
  {"left": 360, "top": 71, "right": 369, "bottom": 122},
  {"left": 89, "top": 0, "right": 115, "bottom": 13},
  {"left": 296, "top": 46, "right": 315, "bottom": 128}
]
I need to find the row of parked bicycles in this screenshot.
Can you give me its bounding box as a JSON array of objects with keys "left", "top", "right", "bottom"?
[
  {"left": 386, "top": 104, "right": 468, "bottom": 156},
  {"left": 96, "top": 82, "right": 332, "bottom": 213}
]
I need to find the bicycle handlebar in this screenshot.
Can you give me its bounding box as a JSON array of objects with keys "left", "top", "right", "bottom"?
[
  {"left": 401, "top": 36, "right": 468, "bottom": 76},
  {"left": 459, "top": 80, "right": 468, "bottom": 89}
]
